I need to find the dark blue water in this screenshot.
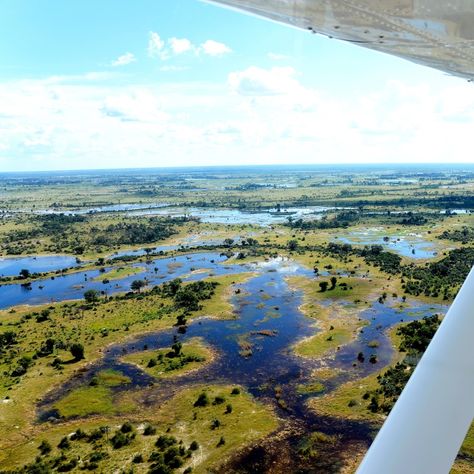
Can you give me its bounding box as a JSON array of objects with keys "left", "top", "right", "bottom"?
[
  {"left": 335, "top": 301, "right": 446, "bottom": 374},
  {"left": 37, "top": 257, "right": 446, "bottom": 425},
  {"left": 0, "top": 252, "right": 249, "bottom": 309},
  {"left": 0, "top": 255, "right": 79, "bottom": 277}
]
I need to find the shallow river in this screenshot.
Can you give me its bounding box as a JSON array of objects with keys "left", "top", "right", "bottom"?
[{"left": 34, "top": 254, "right": 446, "bottom": 438}]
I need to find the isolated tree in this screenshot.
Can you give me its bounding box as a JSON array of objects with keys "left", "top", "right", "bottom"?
[
  {"left": 19, "top": 268, "right": 30, "bottom": 279},
  {"left": 330, "top": 276, "right": 337, "bottom": 290},
  {"left": 38, "top": 440, "right": 51, "bottom": 455},
  {"left": 287, "top": 239, "right": 298, "bottom": 251},
  {"left": 319, "top": 281, "right": 329, "bottom": 292},
  {"left": 171, "top": 341, "right": 182, "bottom": 357},
  {"left": 176, "top": 314, "right": 187, "bottom": 327},
  {"left": 194, "top": 392, "right": 209, "bottom": 407},
  {"left": 223, "top": 238, "right": 234, "bottom": 248},
  {"left": 70, "top": 343, "right": 84, "bottom": 361},
  {"left": 84, "top": 289, "right": 100, "bottom": 303},
  {"left": 131, "top": 279, "right": 145, "bottom": 292}
]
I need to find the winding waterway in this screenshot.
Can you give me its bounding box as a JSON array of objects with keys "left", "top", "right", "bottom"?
[
  {"left": 0, "top": 249, "right": 445, "bottom": 471},
  {"left": 32, "top": 253, "right": 446, "bottom": 462}
]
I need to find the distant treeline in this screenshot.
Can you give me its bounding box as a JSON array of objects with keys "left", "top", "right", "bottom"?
[
  {"left": 438, "top": 226, "right": 474, "bottom": 243},
  {"left": 1, "top": 214, "right": 191, "bottom": 255},
  {"left": 286, "top": 210, "right": 434, "bottom": 230}
]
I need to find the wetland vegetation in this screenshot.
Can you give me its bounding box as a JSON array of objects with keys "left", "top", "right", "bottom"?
[{"left": 1, "top": 164, "right": 473, "bottom": 473}]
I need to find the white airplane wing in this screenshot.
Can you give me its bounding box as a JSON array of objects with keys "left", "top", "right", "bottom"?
[
  {"left": 208, "top": 1, "right": 474, "bottom": 472},
  {"left": 208, "top": 0, "right": 474, "bottom": 81}
]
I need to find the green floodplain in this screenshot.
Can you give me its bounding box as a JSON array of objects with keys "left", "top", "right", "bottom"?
[{"left": 0, "top": 164, "right": 473, "bottom": 473}]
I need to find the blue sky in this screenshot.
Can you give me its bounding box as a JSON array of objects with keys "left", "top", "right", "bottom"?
[{"left": 0, "top": 0, "right": 473, "bottom": 171}]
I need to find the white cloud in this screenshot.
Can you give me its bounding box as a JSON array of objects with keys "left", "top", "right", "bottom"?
[
  {"left": 111, "top": 52, "right": 136, "bottom": 67},
  {"left": 1, "top": 69, "right": 474, "bottom": 171},
  {"left": 169, "top": 37, "right": 194, "bottom": 55},
  {"left": 101, "top": 91, "right": 169, "bottom": 123},
  {"left": 147, "top": 32, "right": 231, "bottom": 61},
  {"left": 228, "top": 66, "right": 302, "bottom": 96},
  {"left": 200, "top": 40, "right": 231, "bottom": 57},
  {"left": 148, "top": 32, "right": 167, "bottom": 59}
]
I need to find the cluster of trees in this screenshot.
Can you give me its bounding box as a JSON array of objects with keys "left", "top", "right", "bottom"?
[
  {"left": 287, "top": 211, "right": 359, "bottom": 230},
  {"left": 402, "top": 247, "right": 474, "bottom": 298},
  {"left": 360, "top": 245, "right": 402, "bottom": 274},
  {"left": 322, "top": 242, "right": 402, "bottom": 275},
  {"left": 91, "top": 218, "right": 182, "bottom": 247},
  {"left": 366, "top": 315, "right": 441, "bottom": 414},
  {"left": 322, "top": 242, "right": 474, "bottom": 299},
  {"left": 321, "top": 194, "right": 474, "bottom": 210},
  {"left": 16, "top": 422, "right": 198, "bottom": 473},
  {"left": 81, "top": 277, "right": 221, "bottom": 330},
  {"left": 439, "top": 226, "right": 474, "bottom": 243},
  {"left": 147, "top": 342, "right": 204, "bottom": 373},
  {"left": 319, "top": 276, "right": 338, "bottom": 292},
  {"left": 156, "top": 278, "right": 219, "bottom": 315},
  {"left": 1, "top": 214, "right": 189, "bottom": 256},
  {"left": 397, "top": 212, "right": 427, "bottom": 226},
  {"left": 0, "top": 330, "right": 17, "bottom": 354},
  {"left": 2, "top": 214, "right": 88, "bottom": 254},
  {"left": 38, "top": 213, "right": 87, "bottom": 233}
]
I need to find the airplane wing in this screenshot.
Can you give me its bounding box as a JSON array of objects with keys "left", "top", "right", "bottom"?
[
  {"left": 207, "top": 1, "right": 474, "bottom": 472},
  {"left": 208, "top": 0, "right": 474, "bottom": 81}
]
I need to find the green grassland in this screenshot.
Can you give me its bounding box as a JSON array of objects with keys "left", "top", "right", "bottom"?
[
  {"left": 54, "top": 369, "right": 132, "bottom": 418},
  {"left": 287, "top": 275, "right": 376, "bottom": 359},
  {"left": 92, "top": 265, "right": 146, "bottom": 281},
  {"left": 121, "top": 337, "right": 214, "bottom": 379},
  {"left": 0, "top": 272, "right": 250, "bottom": 453},
  {"left": 0, "top": 384, "right": 278, "bottom": 473},
  {"left": 1, "top": 168, "right": 474, "bottom": 472}
]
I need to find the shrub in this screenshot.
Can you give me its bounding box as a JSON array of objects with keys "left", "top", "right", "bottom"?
[
  {"left": 58, "top": 437, "right": 70, "bottom": 450},
  {"left": 143, "top": 424, "right": 157, "bottom": 436},
  {"left": 210, "top": 419, "right": 221, "bottom": 430},
  {"left": 193, "top": 392, "right": 209, "bottom": 407},
  {"left": 70, "top": 428, "right": 86, "bottom": 441},
  {"left": 212, "top": 395, "right": 225, "bottom": 405},
  {"left": 110, "top": 431, "right": 133, "bottom": 449},
  {"left": 38, "top": 440, "right": 52, "bottom": 455},
  {"left": 70, "top": 343, "right": 84, "bottom": 361},
  {"left": 120, "top": 421, "right": 133, "bottom": 433},
  {"left": 155, "top": 435, "right": 177, "bottom": 449},
  {"left": 132, "top": 454, "right": 144, "bottom": 463}
]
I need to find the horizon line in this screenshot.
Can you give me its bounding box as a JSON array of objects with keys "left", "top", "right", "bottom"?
[{"left": 2, "top": 162, "right": 474, "bottom": 174}]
